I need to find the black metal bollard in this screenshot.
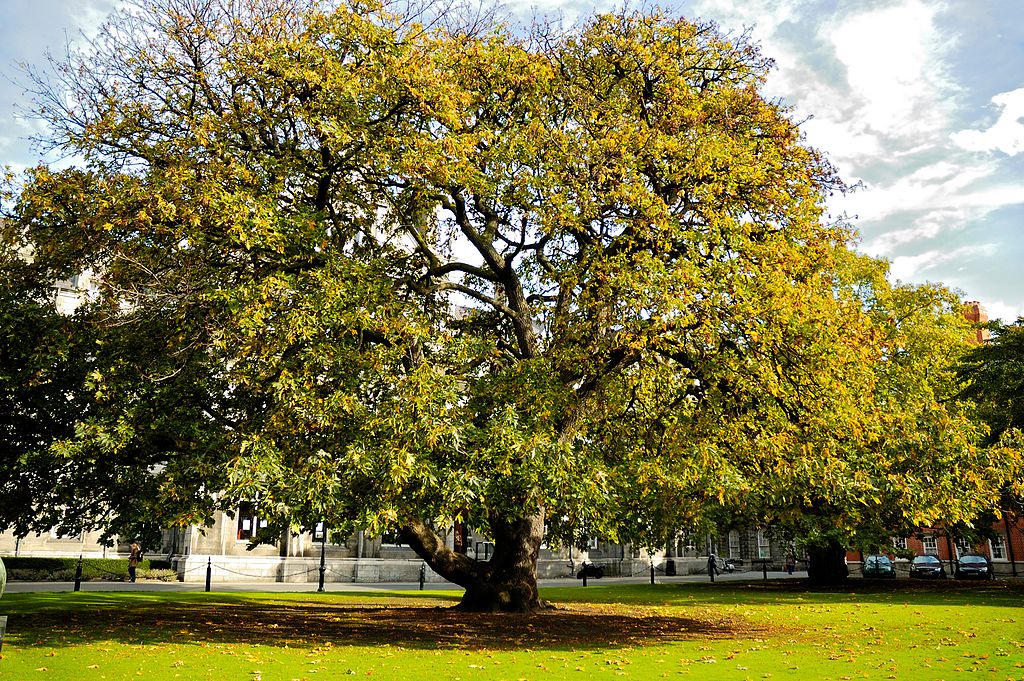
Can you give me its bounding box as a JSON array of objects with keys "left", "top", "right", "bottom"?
[
  {"left": 318, "top": 536, "right": 327, "bottom": 593},
  {"left": 419, "top": 562, "right": 426, "bottom": 591},
  {"left": 205, "top": 557, "right": 212, "bottom": 592},
  {"left": 74, "top": 555, "right": 83, "bottom": 592},
  {"left": 762, "top": 559, "right": 768, "bottom": 580},
  {"left": 582, "top": 569, "right": 588, "bottom": 587},
  {"left": 650, "top": 563, "right": 655, "bottom": 585}
]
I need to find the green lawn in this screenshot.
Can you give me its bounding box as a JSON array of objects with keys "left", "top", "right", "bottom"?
[{"left": 1, "top": 581, "right": 1022, "bottom": 680}]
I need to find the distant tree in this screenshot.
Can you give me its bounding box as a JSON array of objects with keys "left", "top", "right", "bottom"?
[
  {"left": 958, "top": 318, "right": 1024, "bottom": 444},
  {"left": 957, "top": 318, "right": 1024, "bottom": 526},
  {"left": 0, "top": 220, "right": 228, "bottom": 548},
  {"left": 757, "top": 287, "right": 1003, "bottom": 581},
  {"left": 0, "top": 246, "right": 92, "bottom": 540},
  {"left": 3, "top": 0, "right": 1015, "bottom": 608}
]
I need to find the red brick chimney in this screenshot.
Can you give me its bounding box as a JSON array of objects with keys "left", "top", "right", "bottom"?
[{"left": 963, "top": 301, "right": 991, "bottom": 344}]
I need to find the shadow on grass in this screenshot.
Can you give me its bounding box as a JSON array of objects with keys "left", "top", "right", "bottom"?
[
  {"left": 7, "top": 579, "right": 1020, "bottom": 652},
  {"left": 7, "top": 595, "right": 765, "bottom": 651}
]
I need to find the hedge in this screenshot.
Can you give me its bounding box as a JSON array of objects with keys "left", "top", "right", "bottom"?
[{"left": 1, "top": 556, "right": 162, "bottom": 581}]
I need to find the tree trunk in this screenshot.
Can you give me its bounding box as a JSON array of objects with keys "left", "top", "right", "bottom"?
[
  {"left": 806, "top": 538, "right": 849, "bottom": 585},
  {"left": 401, "top": 509, "right": 548, "bottom": 612}
]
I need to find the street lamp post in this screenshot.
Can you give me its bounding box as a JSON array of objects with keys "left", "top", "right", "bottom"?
[{"left": 317, "top": 522, "right": 327, "bottom": 593}]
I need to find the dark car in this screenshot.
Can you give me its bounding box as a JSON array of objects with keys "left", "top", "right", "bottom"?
[
  {"left": 576, "top": 562, "right": 604, "bottom": 579},
  {"left": 909, "top": 554, "right": 946, "bottom": 579},
  {"left": 954, "top": 554, "right": 994, "bottom": 580},
  {"left": 862, "top": 554, "right": 897, "bottom": 579}
]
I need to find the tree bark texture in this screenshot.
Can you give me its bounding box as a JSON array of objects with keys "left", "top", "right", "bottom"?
[
  {"left": 806, "top": 538, "right": 850, "bottom": 585},
  {"left": 401, "top": 510, "right": 548, "bottom": 612}
]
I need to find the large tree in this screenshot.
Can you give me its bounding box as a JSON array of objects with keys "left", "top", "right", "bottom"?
[{"left": 2, "top": 0, "right": 1014, "bottom": 609}]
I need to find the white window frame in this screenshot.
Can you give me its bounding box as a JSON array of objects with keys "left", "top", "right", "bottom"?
[
  {"left": 892, "top": 537, "right": 907, "bottom": 550},
  {"left": 922, "top": 535, "right": 938, "bottom": 554},
  {"left": 990, "top": 534, "right": 1007, "bottom": 560},
  {"left": 756, "top": 529, "right": 770, "bottom": 559}
]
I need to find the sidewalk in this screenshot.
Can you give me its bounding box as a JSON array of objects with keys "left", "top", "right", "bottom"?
[{"left": 4, "top": 570, "right": 807, "bottom": 594}]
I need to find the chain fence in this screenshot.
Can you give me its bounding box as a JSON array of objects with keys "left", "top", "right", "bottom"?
[
  {"left": 63, "top": 554, "right": 779, "bottom": 593},
  {"left": 167, "top": 557, "right": 435, "bottom": 591}
]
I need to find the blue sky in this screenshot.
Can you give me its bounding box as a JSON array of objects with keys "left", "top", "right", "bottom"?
[{"left": 2, "top": 0, "right": 1022, "bottom": 321}]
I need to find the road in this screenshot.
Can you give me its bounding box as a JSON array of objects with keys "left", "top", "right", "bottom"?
[{"left": 4, "top": 570, "right": 807, "bottom": 594}]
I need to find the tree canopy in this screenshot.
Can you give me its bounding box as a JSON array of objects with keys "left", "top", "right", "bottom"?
[
  {"left": 956, "top": 318, "right": 1024, "bottom": 519},
  {"left": 958, "top": 318, "right": 1024, "bottom": 445},
  {"left": 2, "top": 0, "right": 1017, "bottom": 609}
]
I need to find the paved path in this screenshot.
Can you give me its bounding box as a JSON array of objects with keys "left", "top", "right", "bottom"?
[{"left": 5, "top": 570, "right": 807, "bottom": 594}]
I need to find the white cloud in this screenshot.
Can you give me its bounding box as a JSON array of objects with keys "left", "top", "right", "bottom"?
[
  {"left": 504, "top": 0, "right": 614, "bottom": 23},
  {"left": 865, "top": 207, "right": 971, "bottom": 253},
  {"left": 887, "top": 243, "right": 998, "bottom": 283},
  {"left": 951, "top": 88, "right": 1024, "bottom": 156},
  {"left": 825, "top": 0, "right": 955, "bottom": 142},
  {"left": 842, "top": 160, "right": 996, "bottom": 224},
  {"left": 981, "top": 300, "right": 1024, "bottom": 325},
  {"left": 799, "top": 116, "right": 882, "bottom": 167},
  {"left": 855, "top": 170, "right": 1024, "bottom": 257},
  {"left": 74, "top": 1, "right": 122, "bottom": 35},
  {"left": 688, "top": 0, "right": 801, "bottom": 32},
  {"left": 687, "top": 1, "right": 959, "bottom": 175}
]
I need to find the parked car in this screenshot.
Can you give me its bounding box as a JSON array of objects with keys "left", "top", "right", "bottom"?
[
  {"left": 954, "top": 554, "right": 994, "bottom": 580},
  {"left": 908, "top": 554, "right": 946, "bottom": 579},
  {"left": 862, "top": 554, "right": 897, "bottom": 579},
  {"left": 576, "top": 562, "right": 604, "bottom": 579}
]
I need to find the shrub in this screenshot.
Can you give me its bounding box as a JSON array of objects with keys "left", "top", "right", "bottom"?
[
  {"left": 137, "top": 568, "right": 177, "bottom": 581},
  {"left": 2, "top": 556, "right": 155, "bottom": 581}
]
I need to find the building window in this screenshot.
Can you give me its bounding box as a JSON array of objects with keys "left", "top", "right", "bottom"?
[
  {"left": 474, "top": 541, "right": 494, "bottom": 561},
  {"left": 892, "top": 537, "right": 907, "bottom": 550},
  {"left": 756, "top": 529, "right": 770, "bottom": 559},
  {"left": 990, "top": 534, "right": 1007, "bottom": 560},
  {"left": 922, "top": 535, "right": 938, "bottom": 554},
  {"left": 379, "top": 529, "right": 403, "bottom": 546},
  {"left": 954, "top": 537, "right": 971, "bottom": 558},
  {"left": 236, "top": 502, "right": 267, "bottom": 540},
  {"left": 729, "top": 530, "right": 741, "bottom": 559}
]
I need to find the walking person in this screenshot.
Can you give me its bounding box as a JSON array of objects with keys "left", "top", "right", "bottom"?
[
  {"left": 128, "top": 542, "right": 143, "bottom": 583},
  {"left": 707, "top": 552, "right": 719, "bottom": 577}
]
